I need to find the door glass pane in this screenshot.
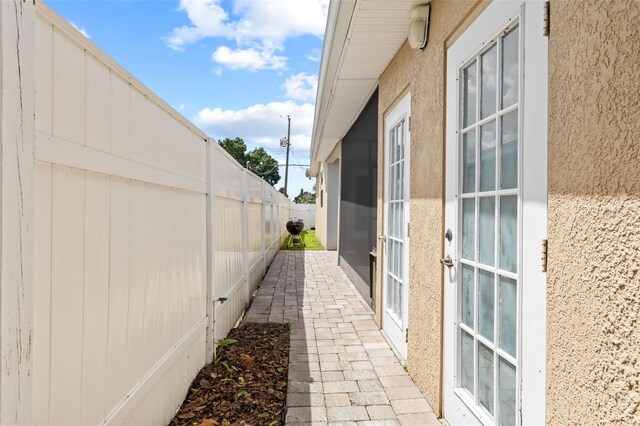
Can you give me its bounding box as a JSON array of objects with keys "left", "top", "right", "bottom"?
[
  {"left": 479, "top": 197, "right": 495, "bottom": 265},
  {"left": 396, "top": 165, "right": 401, "bottom": 201},
  {"left": 499, "top": 276, "right": 517, "bottom": 357},
  {"left": 500, "top": 110, "right": 518, "bottom": 189},
  {"left": 462, "top": 198, "right": 475, "bottom": 260},
  {"left": 396, "top": 282, "right": 403, "bottom": 320},
  {"left": 463, "top": 131, "right": 476, "bottom": 193},
  {"left": 398, "top": 241, "right": 403, "bottom": 280},
  {"left": 461, "top": 331, "right": 474, "bottom": 394},
  {"left": 388, "top": 204, "right": 394, "bottom": 240},
  {"left": 396, "top": 203, "right": 404, "bottom": 239},
  {"left": 390, "top": 128, "right": 396, "bottom": 164},
  {"left": 390, "top": 203, "right": 396, "bottom": 239},
  {"left": 400, "top": 161, "right": 405, "bottom": 200},
  {"left": 393, "top": 127, "right": 398, "bottom": 163},
  {"left": 480, "top": 121, "right": 496, "bottom": 191},
  {"left": 499, "top": 196, "right": 517, "bottom": 273},
  {"left": 393, "top": 241, "right": 400, "bottom": 277},
  {"left": 391, "top": 204, "right": 396, "bottom": 238},
  {"left": 478, "top": 269, "right": 495, "bottom": 342},
  {"left": 463, "top": 61, "right": 477, "bottom": 127},
  {"left": 501, "top": 26, "right": 519, "bottom": 108},
  {"left": 390, "top": 277, "right": 395, "bottom": 311},
  {"left": 481, "top": 44, "right": 497, "bottom": 119},
  {"left": 388, "top": 240, "right": 394, "bottom": 276},
  {"left": 478, "top": 342, "right": 494, "bottom": 414},
  {"left": 390, "top": 204, "right": 395, "bottom": 239},
  {"left": 499, "top": 358, "right": 517, "bottom": 426},
  {"left": 395, "top": 126, "right": 401, "bottom": 164},
  {"left": 390, "top": 165, "right": 395, "bottom": 200},
  {"left": 461, "top": 264, "right": 474, "bottom": 327},
  {"left": 400, "top": 120, "right": 405, "bottom": 160},
  {"left": 390, "top": 240, "right": 396, "bottom": 276}
]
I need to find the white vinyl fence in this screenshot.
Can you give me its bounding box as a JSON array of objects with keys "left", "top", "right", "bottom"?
[
  {"left": 290, "top": 204, "right": 317, "bottom": 229},
  {"left": 209, "top": 147, "right": 290, "bottom": 341},
  {"left": 0, "top": 2, "right": 292, "bottom": 424}
]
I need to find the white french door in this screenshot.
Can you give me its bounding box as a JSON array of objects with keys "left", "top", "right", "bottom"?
[
  {"left": 443, "top": 2, "right": 547, "bottom": 426},
  {"left": 383, "top": 92, "right": 410, "bottom": 360}
]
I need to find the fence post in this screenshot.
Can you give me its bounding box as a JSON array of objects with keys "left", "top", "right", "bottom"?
[
  {"left": 241, "top": 169, "right": 250, "bottom": 308},
  {"left": 0, "top": 1, "right": 35, "bottom": 423},
  {"left": 260, "top": 181, "right": 266, "bottom": 277},
  {"left": 205, "top": 139, "right": 215, "bottom": 363}
]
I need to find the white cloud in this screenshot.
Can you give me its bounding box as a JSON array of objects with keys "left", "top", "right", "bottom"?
[
  {"left": 306, "top": 48, "right": 322, "bottom": 62},
  {"left": 70, "top": 21, "right": 90, "bottom": 39},
  {"left": 194, "top": 101, "right": 314, "bottom": 150},
  {"left": 166, "top": 0, "right": 228, "bottom": 50},
  {"left": 167, "top": 0, "right": 329, "bottom": 70},
  {"left": 213, "top": 45, "right": 287, "bottom": 71},
  {"left": 230, "top": 0, "right": 328, "bottom": 43},
  {"left": 283, "top": 73, "right": 318, "bottom": 102}
]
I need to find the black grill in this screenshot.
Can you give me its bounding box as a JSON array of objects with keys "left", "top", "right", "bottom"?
[{"left": 286, "top": 218, "right": 305, "bottom": 235}]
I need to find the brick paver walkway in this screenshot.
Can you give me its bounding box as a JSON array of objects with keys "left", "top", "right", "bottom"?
[{"left": 245, "top": 251, "right": 439, "bottom": 426}]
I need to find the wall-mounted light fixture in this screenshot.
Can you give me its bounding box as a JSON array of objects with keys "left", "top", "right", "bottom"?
[{"left": 408, "top": 2, "right": 431, "bottom": 50}]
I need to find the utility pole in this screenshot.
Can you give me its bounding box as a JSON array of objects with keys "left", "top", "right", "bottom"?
[{"left": 284, "top": 115, "right": 291, "bottom": 197}]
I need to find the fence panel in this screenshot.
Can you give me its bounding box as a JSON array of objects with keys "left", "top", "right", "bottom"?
[
  {"left": 34, "top": 5, "right": 206, "bottom": 425},
  {"left": 291, "top": 204, "right": 317, "bottom": 229},
  {"left": 210, "top": 146, "right": 247, "bottom": 341},
  {"left": 27, "top": 3, "right": 293, "bottom": 425},
  {"left": 210, "top": 145, "right": 292, "bottom": 341}
]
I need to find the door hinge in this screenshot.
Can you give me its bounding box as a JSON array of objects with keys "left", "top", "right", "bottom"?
[
  {"left": 407, "top": 222, "right": 410, "bottom": 238},
  {"left": 541, "top": 239, "right": 548, "bottom": 272},
  {"left": 543, "top": 1, "right": 550, "bottom": 37},
  {"left": 406, "top": 328, "right": 409, "bottom": 343},
  {"left": 408, "top": 116, "right": 411, "bottom": 132}
]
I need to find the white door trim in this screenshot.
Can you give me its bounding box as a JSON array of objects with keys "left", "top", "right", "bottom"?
[
  {"left": 443, "top": 2, "right": 548, "bottom": 425},
  {"left": 382, "top": 91, "right": 411, "bottom": 360}
]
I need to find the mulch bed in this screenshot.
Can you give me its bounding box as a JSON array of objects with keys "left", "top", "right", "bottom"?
[{"left": 169, "top": 323, "right": 290, "bottom": 426}]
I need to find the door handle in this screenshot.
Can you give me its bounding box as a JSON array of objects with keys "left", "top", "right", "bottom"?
[{"left": 440, "top": 255, "right": 454, "bottom": 268}]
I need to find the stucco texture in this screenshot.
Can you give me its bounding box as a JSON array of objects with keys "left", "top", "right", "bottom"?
[
  {"left": 376, "top": 0, "right": 476, "bottom": 416},
  {"left": 547, "top": 1, "right": 640, "bottom": 424}
]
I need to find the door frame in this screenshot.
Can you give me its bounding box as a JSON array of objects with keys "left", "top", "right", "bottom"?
[
  {"left": 443, "top": 2, "right": 548, "bottom": 425},
  {"left": 382, "top": 91, "right": 411, "bottom": 360}
]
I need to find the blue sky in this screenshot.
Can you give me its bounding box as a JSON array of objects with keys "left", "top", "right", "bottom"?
[{"left": 47, "top": 0, "right": 327, "bottom": 197}]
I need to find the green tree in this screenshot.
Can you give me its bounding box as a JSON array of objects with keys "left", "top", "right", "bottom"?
[
  {"left": 294, "top": 188, "right": 316, "bottom": 204},
  {"left": 246, "top": 147, "right": 281, "bottom": 186},
  {"left": 217, "top": 138, "right": 281, "bottom": 187},
  {"left": 218, "top": 137, "right": 247, "bottom": 165}
]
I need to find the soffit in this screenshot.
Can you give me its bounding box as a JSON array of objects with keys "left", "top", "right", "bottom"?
[{"left": 311, "top": 0, "right": 418, "bottom": 171}]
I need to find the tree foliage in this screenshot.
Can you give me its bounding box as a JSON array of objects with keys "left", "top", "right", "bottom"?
[
  {"left": 246, "top": 147, "right": 281, "bottom": 186},
  {"left": 218, "top": 138, "right": 281, "bottom": 186},
  {"left": 294, "top": 188, "right": 316, "bottom": 204},
  {"left": 218, "top": 137, "right": 247, "bottom": 165}
]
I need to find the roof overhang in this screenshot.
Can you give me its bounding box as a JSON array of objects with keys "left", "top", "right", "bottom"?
[{"left": 309, "top": 0, "right": 424, "bottom": 176}]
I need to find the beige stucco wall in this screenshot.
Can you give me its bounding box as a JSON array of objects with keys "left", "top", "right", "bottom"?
[
  {"left": 375, "top": 0, "right": 478, "bottom": 415},
  {"left": 315, "top": 142, "right": 342, "bottom": 250},
  {"left": 547, "top": 1, "right": 640, "bottom": 424}
]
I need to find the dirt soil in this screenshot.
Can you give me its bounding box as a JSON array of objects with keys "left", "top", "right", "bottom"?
[{"left": 169, "top": 323, "right": 290, "bottom": 426}]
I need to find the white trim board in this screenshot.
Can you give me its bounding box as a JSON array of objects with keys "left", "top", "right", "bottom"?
[{"left": 35, "top": 133, "right": 208, "bottom": 194}]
